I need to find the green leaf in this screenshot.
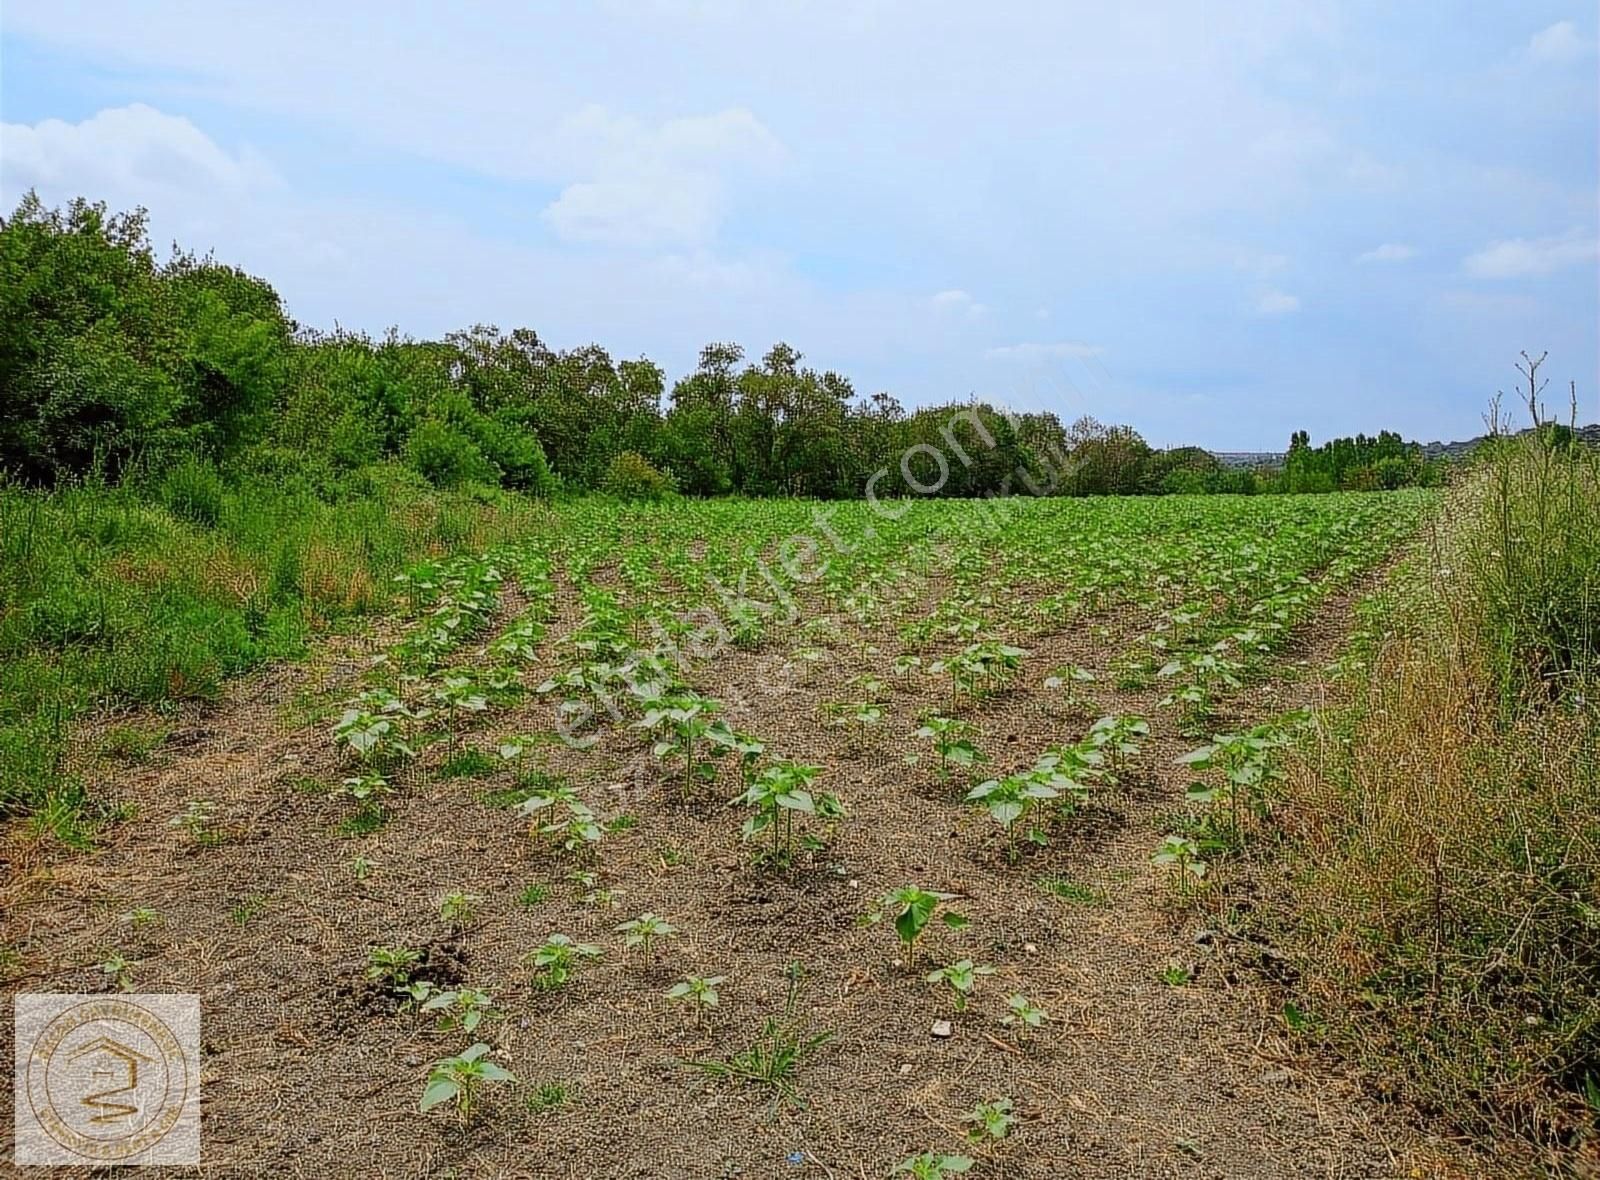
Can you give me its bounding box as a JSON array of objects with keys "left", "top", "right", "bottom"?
[{"left": 419, "top": 1078, "right": 460, "bottom": 1112}]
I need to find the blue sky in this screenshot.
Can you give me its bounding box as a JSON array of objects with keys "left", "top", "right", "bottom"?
[{"left": 2, "top": 2, "right": 1596, "bottom": 449}]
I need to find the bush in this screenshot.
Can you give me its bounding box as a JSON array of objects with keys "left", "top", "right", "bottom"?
[
  {"left": 601, "top": 451, "right": 675, "bottom": 500},
  {"left": 157, "top": 457, "right": 227, "bottom": 527},
  {"left": 405, "top": 419, "right": 497, "bottom": 488}
]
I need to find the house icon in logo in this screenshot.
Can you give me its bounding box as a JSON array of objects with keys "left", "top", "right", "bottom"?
[{"left": 67, "top": 1036, "right": 155, "bottom": 1123}]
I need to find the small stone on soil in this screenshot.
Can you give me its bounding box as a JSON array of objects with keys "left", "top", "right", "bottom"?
[{"left": 931, "top": 1020, "right": 953, "bottom": 1038}]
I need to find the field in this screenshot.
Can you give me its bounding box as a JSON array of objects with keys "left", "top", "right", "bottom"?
[{"left": 4, "top": 489, "right": 1503, "bottom": 1178}]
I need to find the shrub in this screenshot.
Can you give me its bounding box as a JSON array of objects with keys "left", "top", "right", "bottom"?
[
  {"left": 405, "top": 419, "right": 496, "bottom": 488},
  {"left": 157, "top": 457, "right": 227, "bottom": 527},
  {"left": 601, "top": 450, "right": 675, "bottom": 500}
]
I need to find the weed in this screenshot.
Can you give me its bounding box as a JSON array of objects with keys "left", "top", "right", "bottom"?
[
  {"left": 893, "top": 1153, "right": 973, "bottom": 1178},
  {"left": 925, "top": 959, "right": 996, "bottom": 1013},
  {"left": 439, "top": 748, "right": 498, "bottom": 779},
  {"left": 526, "top": 1081, "right": 573, "bottom": 1113},
  {"left": 168, "top": 799, "right": 223, "bottom": 846},
  {"left": 517, "top": 883, "right": 550, "bottom": 908},
  {"left": 1001, "top": 993, "right": 1047, "bottom": 1039},
  {"left": 688, "top": 963, "right": 831, "bottom": 1108},
  {"left": 963, "top": 1096, "right": 1017, "bottom": 1141},
  {"left": 437, "top": 890, "right": 478, "bottom": 927},
  {"left": 1037, "top": 877, "right": 1104, "bottom": 905},
  {"left": 366, "top": 946, "right": 422, "bottom": 991}
]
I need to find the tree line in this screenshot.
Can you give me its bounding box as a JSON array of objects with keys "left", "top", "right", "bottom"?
[{"left": 0, "top": 194, "right": 1439, "bottom": 500}]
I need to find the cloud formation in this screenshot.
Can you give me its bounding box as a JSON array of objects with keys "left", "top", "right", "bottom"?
[
  {"left": 1357, "top": 243, "right": 1418, "bottom": 264},
  {"left": 985, "top": 342, "right": 1104, "bottom": 362},
  {"left": 541, "top": 106, "right": 785, "bottom": 247},
  {"left": 1462, "top": 228, "right": 1600, "bottom": 279},
  {"left": 1526, "top": 20, "right": 1593, "bottom": 63},
  {"left": 0, "top": 104, "right": 277, "bottom": 206},
  {"left": 1256, "top": 290, "right": 1301, "bottom": 316}
]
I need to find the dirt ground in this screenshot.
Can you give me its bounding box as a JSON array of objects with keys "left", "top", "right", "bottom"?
[{"left": 1, "top": 569, "right": 1511, "bottom": 1179}]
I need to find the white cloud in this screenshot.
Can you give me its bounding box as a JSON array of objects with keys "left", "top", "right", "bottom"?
[
  {"left": 1235, "top": 251, "right": 1289, "bottom": 277},
  {"left": 540, "top": 105, "right": 784, "bottom": 248},
  {"left": 1357, "top": 242, "right": 1417, "bottom": 264},
  {"left": 1256, "top": 290, "right": 1301, "bottom": 315},
  {"left": 1526, "top": 20, "right": 1593, "bottom": 63},
  {"left": 1462, "top": 228, "right": 1600, "bottom": 278},
  {"left": 985, "top": 341, "right": 1104, "bottom": 362},
  {"left": 929, "top": 289, "right": 985, "bottom": 318},
  {"left": 0, "top": 104, "right": 277, "bottom": 208}
]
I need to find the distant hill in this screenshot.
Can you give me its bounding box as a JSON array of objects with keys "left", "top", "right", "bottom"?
[
  {"left": 1417, "top": 422, "right": 1600, "bottom": 462},
  {"left": 1210, "top": 450, "right": 1285, "bottom": 469},
  {"left": 1208, "top": 423, "right": 1600, "bottom": 470}
]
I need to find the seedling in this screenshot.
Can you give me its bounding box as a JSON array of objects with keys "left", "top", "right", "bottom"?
[
  {"left": 99, "top": 953, "right": 135, "bottom": 992},
  {"left": 350, "top": 855, "right": 375, "bottom": 881},
  {"left": 1175, "top": 716, "right": 1301, "bottom": 846},
  {"left": 824, "top": 697, "right": 887, "bottom": 750},
  {"left": 438, "top": 889, "right": 478, "bottom": 926},
  {"left": 708, "top": 728, "right": 767, "bottom": 795},
  {"left": 736, "top": 760, "right": 843, "bottom": 866},
  {"left": 632, "top": 688, "right": 729, "bottom": 796},
  {"left": 419, "top": 986, "right": 497, "bottom": 1033},
  {"left": 336, "top": 772, "right": 393, "bottom": 818},
  {"left": 525, "top": 933, "right": 602, "bottom": 990},
  {"left": 925, "top": 959, "right": 996, "bottom": 1012},
  {"left": 1086, "top": 713, "right": 1150, "bottom": 776},
  {"left": 1158, "top": 964, "right": 1192, "bottom": 986},
  {"left": 967, "top": 770, "right": 1058, "bottom": 860},
  {"left": 430, "top": 673, "right": 490, "bottom": 755},
  {"left": 1001, "top": 993, "right": 1046, "bottom": 1039},
  {"left": 125, "top": 907, "right": 162, "bottom": 929},
  {"left": 615, "top": 912, "right": 678, "bottom": 961},
  {"left": 1043, "top": 663, "right": 1097, "bottom": 710},
  {"left": 867, "top": 886, "right": 968, "bottom": 966},
  {"left": 1151, "top": 834, "right": 1208, "bottom": 899},
  {"left": 419, "top": 1043, "right": 514, "bottom": 1122},
  {"left": 914, "top": 716, "right": 986, "bottom": 786},
  {"left": 665, "top": 973, "right": 724, "bottom": 1025},
  {"left": 366, "top": 946, "right": 422, "bottom": 993},
  {"left": 893, "top": 1153, "right": 973, "bottom": 1179},
  {"left": 332, "top": 688, "right": 416, "bottom": 764},
  {"left": 963, "top": 1096, "right": 1017, "bottom": 1141}
]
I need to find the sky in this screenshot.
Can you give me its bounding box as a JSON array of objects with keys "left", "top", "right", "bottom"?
[{"left": 1, "top": 2, "right": 1596, "bottom": 450}]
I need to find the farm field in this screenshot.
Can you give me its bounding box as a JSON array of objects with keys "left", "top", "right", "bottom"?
[{"left": 2, "top": 489, "right": 1477, "bottom": 1177}]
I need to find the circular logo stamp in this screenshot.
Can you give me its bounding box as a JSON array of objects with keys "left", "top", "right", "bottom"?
[{"left": 22, "top": 997, "right": 194, "bottom": 1163}]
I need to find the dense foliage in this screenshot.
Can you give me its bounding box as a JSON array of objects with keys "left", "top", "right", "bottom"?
[{"left": 2, "top": 193, "right": 1440, "bottom": 500}]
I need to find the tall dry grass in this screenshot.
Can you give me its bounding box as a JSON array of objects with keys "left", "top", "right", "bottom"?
[{"left": 1265, "top": 391, "right": 1599, "bottom": 1155}]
